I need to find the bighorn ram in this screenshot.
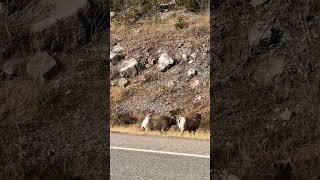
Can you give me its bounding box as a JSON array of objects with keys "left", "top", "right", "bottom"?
[
  {"left": 175, "top": 112, "right": 202, "bottom": 135},
  {"left": 141, "top": 110, "right": 179, "bottom": 132}
]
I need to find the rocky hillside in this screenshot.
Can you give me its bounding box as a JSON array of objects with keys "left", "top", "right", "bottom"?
[
  {"left": 0, "top": 0, "right": 109, "bottom": 178},
  {"left": 212, "top": 0, "right": 320, "bottom": 179},
  {"left": 110, "top": 9, "right": 210, "bottom": 129}
]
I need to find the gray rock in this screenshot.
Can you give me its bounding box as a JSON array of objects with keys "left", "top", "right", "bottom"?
[
  {"left": 190, "top": 52, "right": 197, "bottom": 59},
  {"left": 279, "top": 108, "right": 292, "bottom": 121},
  {"left": 113, "top": 44, "right": 125, "bottom": 54},
  {"left": 182, "top": 54, "right": 188, "bottom": 61},
  {"left": 110, "top": 11, "right": 115, "bottom": 18},
  {"left": 29, "top": 0, "right": 108, "bottom": 51},
  {"left": 111, "top": 80, "right": 117, "bottom": 86},
  {"left": 110, "top": 51, "right": 125, "bottom": 65},
  {"left": 190, "top": 79, "right": 200, "bottom": 89},
  {"left": 249, "top": 21, "right": 272, "bottom": 46},
  {"left": 160, "top": 11, "right": 175, "bottom": 20},
  {"left": 26, "top": 51, "right": 58, "bottom": 83},
  {"left": 118, "top": 58, "right": 139, "bottom": 78},
  {"left": 30, "top": 0, "right": 88, "bottom": 33},
  {"left": 253, "top": 56, "right": 285, "bottom": 87},
  {"left": 118, "top": 78, "right": 129, "bottom": 88},
  {"left": 2, "top": 58, "right": 26, "bottom": 76},
  {"left": 187, "top": 68, "right": 197, "bottom": 77},
  {"left": 157, "top": 51, "right": 175, "bottom": 72}
]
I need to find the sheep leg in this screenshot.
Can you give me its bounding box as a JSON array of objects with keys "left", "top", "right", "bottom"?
[
  {"left": 180, "top": 130, "right": 184, "bottom": 136},
  {"left": 160, "top": 128, "right": 164, "bottom": 134}
]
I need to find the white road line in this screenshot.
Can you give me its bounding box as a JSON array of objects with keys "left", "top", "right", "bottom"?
[{"left": 110, "top": 146, "right": 210, "bottom": 159}]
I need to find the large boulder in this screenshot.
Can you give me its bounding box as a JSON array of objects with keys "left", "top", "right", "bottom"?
[
  {"left": 157, "top": 51, "right": 175, "bottom": 72},
  {"left": 249, "top": 21, "right": 272, "bottom": 46},
  {"left": 2, "top": 58, "right": 27, "bottom": 77},
  {"left": 110, "top": 51, "right": 125, "bottom": 65},
  {"left": 252, "top": 56, "right": 285, "bottom": 87},
  {"left": 26, "top": 51, "right": 58, "bottom": 83},
  {"left": 30, "top": 0, "right": 107, "bottom": 51},
  {"left": 110, "top": 44, "right": 125, "bottom": 65},
  {"left": 30, "top": 0, "right": 88, "bottom": 33},
  {"left": 118, "top": 58, "right": 139, "bottom": 78}
]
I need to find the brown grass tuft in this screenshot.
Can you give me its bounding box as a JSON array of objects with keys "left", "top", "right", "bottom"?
[
  {"left": 0, "top": 80, "right": 48, "bottom": 126},
  {"left": 110, "top": 86, "right": 130, "bottom": 103}
]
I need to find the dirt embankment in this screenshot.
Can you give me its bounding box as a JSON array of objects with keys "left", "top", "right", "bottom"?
[{"left": 212, "top": 0, "right": 320, "bottom": 179}]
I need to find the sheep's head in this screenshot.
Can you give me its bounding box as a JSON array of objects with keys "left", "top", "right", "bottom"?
[
  {"left": 194, "top": 112, "right": 202, "bottom": 120},
  {"left": 169, "top": 108, "right": 182, "bottom": 116},
  {"left": 174, "top": 115, "right": 182, "bottom": 124}
]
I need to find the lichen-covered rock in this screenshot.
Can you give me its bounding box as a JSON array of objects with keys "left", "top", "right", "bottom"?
[{"left": 157, "top": 51, "right": 175, "bottom": 72}]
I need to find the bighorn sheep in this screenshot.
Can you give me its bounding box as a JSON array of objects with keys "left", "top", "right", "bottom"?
[
  {"left": 141, "top": 110, "right": 178, "bottom": 132},
  {"left": 175, "top": 112, "right": 202, "bottom": 135},
  {"left": 141, "top": 112, "right": 152, "bottom": 131}
]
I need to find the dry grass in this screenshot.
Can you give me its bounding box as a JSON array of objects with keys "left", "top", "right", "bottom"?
[
  {"left": 0, "top": 80, "right": 48, "bottom": 127},
  {"left": 110, "top": 86, "right": 130, "bottom": 103},
  {"left": 111, "top": 11, "right": 209, "bottom": 43},
  {"left": 111, "top": 125, "right": 210, "bottom": 140}
]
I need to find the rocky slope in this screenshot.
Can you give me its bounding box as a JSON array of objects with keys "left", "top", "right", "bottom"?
[
  {"left": 110, "top": 10, "right": 210, "bottom": 129},
  {"left": 0, "top": 0, "right": 109, "bottom": 178},
  {"left": 212, "top": 0, "right": 320, "bottom": 179}
]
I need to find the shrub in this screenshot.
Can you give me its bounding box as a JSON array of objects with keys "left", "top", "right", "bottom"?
[
  {"left": 175, "top": 16, "right": 188, "bottom": 29},
  {"left": 184, "top": 0, "right": 200, "bottom": 12},
  {"left": 110, "top": 0, "right": 125, "bottom": 12},
  {"left": 96, "top": 60, "right": 107, "bottom": 76},
  {"left": 176, "top": 0, "right": 209, "bottom": 12},
  {"left": 141, "top": 0, "right": 160, "bottom": 16}
]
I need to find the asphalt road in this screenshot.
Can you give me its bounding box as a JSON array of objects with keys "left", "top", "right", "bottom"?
[{"left": 110, "top": 133, "right": 210, "bottom": 180}]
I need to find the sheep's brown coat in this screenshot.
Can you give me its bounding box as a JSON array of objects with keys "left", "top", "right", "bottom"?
[
  {"left": 176, "top": 112, "right": 202, "bottom": 135},
  {"left": 148, "top": 115, "right": 176, "bottom": 131},
  {"left": 141, "top": 110, "right": 178, "bottom": 131}
]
